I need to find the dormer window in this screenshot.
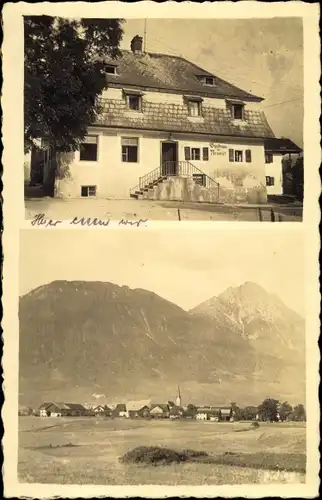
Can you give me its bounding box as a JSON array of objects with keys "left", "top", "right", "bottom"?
[
  {"left": 232, "top": 104, "right": 244, "bottom": 120},
  {"left": 105, "top": 64, "right": 117, "bottom": 75},
  {"left": 226, "top": 99, "right": 245, "bottom": 120},
  {"left": 184, "top": 95, "right": 203, "bottom": 117},
  {"left": 123, "top": 89, "right": 144, "bottom": 112}
]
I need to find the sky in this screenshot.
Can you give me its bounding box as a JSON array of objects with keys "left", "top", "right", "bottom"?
[
  {"left": 119, "top": 18, "right": 303, "bottom": 148},
  {"left": 20, "top": 225, "right": 305, "bottom": 315}
]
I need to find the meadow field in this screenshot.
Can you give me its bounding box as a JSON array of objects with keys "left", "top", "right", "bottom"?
[{"left": 18, "top": 417, "right": 306, "bottom": 485}]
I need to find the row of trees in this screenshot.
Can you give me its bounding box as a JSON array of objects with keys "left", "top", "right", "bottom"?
[{"left": 231, "top": 399, "right": 306, "bottom": 422}]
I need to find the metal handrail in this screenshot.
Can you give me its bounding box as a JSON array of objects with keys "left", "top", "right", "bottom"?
[{"left": 129, "top": 160, "right": 220, "bottom": 201}]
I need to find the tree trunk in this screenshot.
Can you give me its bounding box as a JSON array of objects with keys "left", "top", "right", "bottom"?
[{"left": 43, "top": 146, "right": 58, "bottom": 197}]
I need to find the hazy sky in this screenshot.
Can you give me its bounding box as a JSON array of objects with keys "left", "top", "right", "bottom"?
[
  {"left": 20, "top": 226, "right": 304, "bottom": 315},
  {"left": 119, "top": 18, "right": 303, "bottom": 147}
]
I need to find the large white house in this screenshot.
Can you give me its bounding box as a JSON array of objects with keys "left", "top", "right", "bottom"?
[{"left": 34, "top": 35, "right": 301, "bottom": 204}]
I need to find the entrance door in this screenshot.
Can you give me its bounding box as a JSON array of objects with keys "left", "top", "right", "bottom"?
[{"left": 161, "top": 142, "right": 178, "bottom": 176}]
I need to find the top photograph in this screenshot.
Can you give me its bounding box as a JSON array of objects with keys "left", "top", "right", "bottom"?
[{"left": 24, "top": 17, "right": 304, "bottom": 222}]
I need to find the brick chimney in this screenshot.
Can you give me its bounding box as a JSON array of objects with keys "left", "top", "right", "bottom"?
[{"left": 131, "top": 35, "right": 143, "bottom": 54}]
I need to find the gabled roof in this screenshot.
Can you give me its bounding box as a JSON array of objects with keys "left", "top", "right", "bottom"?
[
  {"left": 39, "top": 402, "right": 86, "bottom": 411},
  {"left": 114, "top": 403, "right": 127, "bottom": 412},
  {"left": 105, "top": 50, "right": 263, "bottom": 102},
  {"left": 126, "top": 400, "right": 151, "bottom": 411},
  {"left": 264, "top": 138, "right": 302, "bottom": 153},
  {"left": 150, "top": 404, "right": 170, "bottom": 413}
]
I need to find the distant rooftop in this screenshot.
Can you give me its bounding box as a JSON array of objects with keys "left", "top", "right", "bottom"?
[{"left": 264, "top": 138, "right": 302, "bottom": 153}]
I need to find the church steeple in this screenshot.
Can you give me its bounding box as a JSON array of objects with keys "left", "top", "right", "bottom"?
[{"left": 175, "top": 385, "right": 182, "bottom": 407}]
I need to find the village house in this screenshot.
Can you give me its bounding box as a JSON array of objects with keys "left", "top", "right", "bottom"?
[
  {"left": 196, "top": 406, "right": 233, "bottom": 422},
  {"left": 264, "top": 138, "right": 302, "bottom": 195},
  {"left": 150, "top": 404, "right": 170, "bottom": 419},
  {"left": 126, "top": 400, "right": 151, "bottom": 418},
  {"left": 30, "top": 35, "right": 299, "bottom": 205},
  {"left": 39, "top": 402, "right": 87, "bottom": 417},
  {"left": 111, "top": 403, "right": 127, "bottom": 418},
  {"left": 93, "top": 404, "right": 113, "bottom": 417}
]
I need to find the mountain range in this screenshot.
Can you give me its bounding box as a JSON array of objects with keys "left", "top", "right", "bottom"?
[{"left": 19, "top": 280, "right": 305, "bottom": 407}]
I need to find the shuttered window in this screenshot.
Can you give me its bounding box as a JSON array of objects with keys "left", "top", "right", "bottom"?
[
  {"left": 229, "top": 149, "right": 234, "bottom": 162},
  {"left": 245, "top": 150, "right": 252, "bottom": 163},
  {"left": 184, "top": 147, "right": 191, "bottom": 161},
  {"left": 202, "top": 147, "right": 209, "bottom": 161}
]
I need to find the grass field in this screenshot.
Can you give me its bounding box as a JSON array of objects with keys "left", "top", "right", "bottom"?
[{"left": 18, "top": 417, "right": 306, "bottom": 485}]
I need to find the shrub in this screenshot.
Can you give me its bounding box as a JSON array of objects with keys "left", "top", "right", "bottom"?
[
  {"left": 251, "top": 421, "right": 260, "bottom": 428},
  {"left": 120, "top": 446, "right": 209, "bottom": 466}
]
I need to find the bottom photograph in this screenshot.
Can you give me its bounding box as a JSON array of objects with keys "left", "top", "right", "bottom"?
[{"left": 18, "top": 226, "right": 306, "bottom": 486}]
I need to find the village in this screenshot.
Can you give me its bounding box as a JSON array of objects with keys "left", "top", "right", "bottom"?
[{"left": 19, "top": 388, "right": 306, "bottom": 423}]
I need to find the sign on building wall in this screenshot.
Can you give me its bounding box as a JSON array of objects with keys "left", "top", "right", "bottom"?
[{"left": 210, "top": 143, "right": 228, "bottom": 156}]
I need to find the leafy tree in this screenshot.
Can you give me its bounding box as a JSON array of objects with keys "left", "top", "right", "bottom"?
[
  {"left": 185, "top": 404, "right": 198, "bottom": 417},
  {"left": 241, "top": 406, "right": 258, "bottom": 421},
  {"left": 291, "top": 404, "right": 306, "bottom": 422},
  {"left": 292, "top": 156, "right": 304, "bottom": 201},
  {"left": 258, "top": 398, "right": 280, "bottom": 422},
  {"left": 24, "top": 15, "right": 124, "bottom": 194},
  {"left": 278, "top": 401, "right": 293, "bottom": 422}
]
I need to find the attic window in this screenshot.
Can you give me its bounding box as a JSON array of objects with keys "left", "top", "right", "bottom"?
[
  {"left": 123, "top": 89, "right": 144, "bottom": 112},
  {"left": 184, "top": 95, "right": 203, "bottom": 117},
  {"left": 226, "top": 99, "right": 245, "bottom": 120},
  {"left": 204, "top": 76, "right": 215, "bottom": 86},
  {"left": 105, "top": 65, "right": 117, "bottom": 75},
  {"left": 232, "top": 104, "right": 244, "bottom": 120}
]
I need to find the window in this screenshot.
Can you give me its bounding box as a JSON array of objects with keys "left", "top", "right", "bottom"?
[
  {"left": 184, "top": 146, "right": 191, "bottom": 161},
  {"left": 265, "top": 153, "right": 273, "bottom": 163},
  {"left": 191, "top": 148, "right": 201, "bottom": 161},
  {"left": 266, "top": 176, "right": 275, "bottom": 186},
  {"left": 202, "top": 147, "right": 209, "bottom": 161},
  {"left": 188, "top": 100, "right": 201, "bottom": 117},
  {"left": 128, "top": 94, "right": 141, "bottom": 111},
  {"left": 205, "top": 76, "right": 215, "bottom": 86},
  {"left": 234, "top": 150, "right": 243, "bottom": 162},
  {"left": 122, "top": 137, "right": 139, "bottom": 162},
  {"left": 81, "top": 185, "right": 97, "bottom": 197},
  {"left": 106, "top": 65, "right": 117, "bottom": 75},
  {"left": 245, "top": 149, "right": 252, "bottom": 163},
  {"left": 232, "top": 104, "right": 244, "bottom": 120},
  {"left": 79, "top": 136, "right": 98, "bottom": 161}
]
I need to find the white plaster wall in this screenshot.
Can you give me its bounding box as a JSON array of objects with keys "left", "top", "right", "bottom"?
[
  {"left": 265, "top": 153, "right": 283, "bottom": 195},
  {"left": 24, "top": 152, "right": 31, "bottom": 182},
  {"left": 57, "top": 131, "right": 166, "bottom": 198},
  {"left": 56, "top": 131, "right": 267, "bottom": 199},
  {"left": 178, "top": 138, "right": 266, "bottom": 188}
]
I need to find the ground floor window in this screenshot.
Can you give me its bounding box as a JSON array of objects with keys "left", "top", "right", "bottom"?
[
  {"left": 81, "top": 185, "right": 97, "bottom": 197},
  {"left": 122, "top": 137, "right": 139, "bottom": 162},
  {"left": 191, "top": 148, "right": 201, "bottom": 161},
  {"left": 234, "top": 150, "right": 243, "bottom": 162},
  {"left": 80, "top": 136, "right": 98, "bottom": 161},
  {"left": 266, "top": 176, "right": 275, "bottom": 186},
  {"left": 229, "top": 148, "right": 252, "bottom": 163},
  {"left": 184, "top": 146, "right": 209, "bottom": 161}
]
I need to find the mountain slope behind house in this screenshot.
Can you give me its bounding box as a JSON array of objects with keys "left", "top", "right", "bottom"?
[{"left": 19, "top": 281, "right": 305, "bottom": 406}]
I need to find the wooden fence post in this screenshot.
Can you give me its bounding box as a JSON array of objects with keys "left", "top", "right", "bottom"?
[{"left": 270, "top": 209, "right": 276, "bottom": 222}]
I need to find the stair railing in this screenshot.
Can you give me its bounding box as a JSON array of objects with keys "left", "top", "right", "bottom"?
[{"left": 129, "top": 160, "right": 220, "bottom": 201}]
